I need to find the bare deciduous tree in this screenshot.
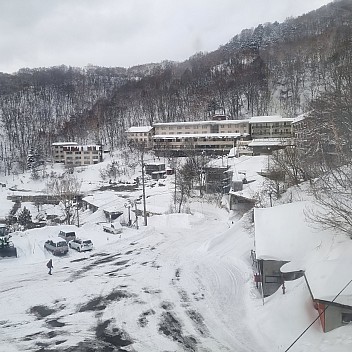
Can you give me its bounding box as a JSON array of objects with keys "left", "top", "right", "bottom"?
[
  {"left": 270, "top": 146, "right": 307, "bottom": 187},
  {"left": 299, "top": 69, "right": 352, "bottom": 237},
  {"left": 47, "top": 173, "right": 81, "bottom": 225}
]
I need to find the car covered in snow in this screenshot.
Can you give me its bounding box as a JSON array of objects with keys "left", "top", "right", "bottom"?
[
  {"left": 103, "top": 223, "right": 122, "bottom": 234},
  {"left": 44, "top": 239, "right": 68, "bottom": 256},
  {"left": 68, "top": 238, "right": 93, "bottom": 252}
]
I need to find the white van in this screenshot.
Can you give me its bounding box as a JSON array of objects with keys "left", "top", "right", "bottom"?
[{"left": 58, "top": 230, "right": 76, "bottom": 242}]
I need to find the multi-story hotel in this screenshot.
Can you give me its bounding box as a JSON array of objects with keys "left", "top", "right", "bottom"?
[
  {"left": 152, "top": 118, "right": 250, "bottom": 155},
  {"left": 249, "top": 115, "right": 294, "bottom": 139},
  {"left": 247, "top": 115, "right": 295, "bottom": 154},
  {"left": 291, "top": 114, "right": 309, "bottom": 149},
  {"left": 126, "top": 115, "right": 295, "bottom": 156},
  {"left": 52, "top": 143, "right": 102, "bottom": 166}
]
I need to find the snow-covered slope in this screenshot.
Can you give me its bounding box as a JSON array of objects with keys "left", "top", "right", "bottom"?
[{"left": 0, "top": 153, "right": 351, "bottom": 351}]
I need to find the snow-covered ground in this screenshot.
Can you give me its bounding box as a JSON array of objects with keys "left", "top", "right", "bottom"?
[{"left": 0, "top": 152, "right": 351, "bottom": 351}]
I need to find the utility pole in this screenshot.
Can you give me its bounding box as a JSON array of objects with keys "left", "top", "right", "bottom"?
[
  {"left": 141, "top": 151, "right": 147, "bottom": 226},
  {"left": 174, "top": 167, "right": 177, "bottom": 209},
  {"left": 134, "top": 202, "right": 139, "bottom": 229},
  {"left": 269, "top": 191, "right": 273, "bottom": 207},
  {"left": 76, "top": 195, "right": 80, "bottom": 227},
  {"left": 171, "top": 157, "right": 177, "bottom": 209}
]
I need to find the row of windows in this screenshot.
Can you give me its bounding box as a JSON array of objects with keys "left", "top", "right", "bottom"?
[
  {"left": 160, "top": 126, "right": 207, "bottom": 130},
  {"left": 157, "top": 129, "right": 246, "bottom": 136},
  {"left": 155, "top": 136, "right": 236, "bottom": 142},
  {"left": 129, "top": 132, "right": 150, "bottom": 136},
  {"left": 131, "top": 138, "right": 149, "bottom": 142},
  {"left": 65, "top": 151, "right": 99, "bottom": 155},
  {"left": 253, "top": 122, "right": 289, "bottom": 127},
  {"left": 253, "top": 130, "right": 291, "bottom": 135},
  {"left": 66, "top": 160, "right": 98, "bottom": 165},
  {"left": 159, "top": 123, "right": 248, "bottom": 130},
  {"left": 154, "top": 127, "right": 248, "bottom": 134},
  {"left": 154, "top": 144, "right": 233, "bottom": 150},
  {"left": 61, "top": 146, "right": 100, "bottom": 152},
  {"left": 66, "top": 156, "right": 98, "bottom": 160}
]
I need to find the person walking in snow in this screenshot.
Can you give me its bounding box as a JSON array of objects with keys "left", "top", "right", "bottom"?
[{"left": 47, "top": 259, "right": 53, "bottom": 275}]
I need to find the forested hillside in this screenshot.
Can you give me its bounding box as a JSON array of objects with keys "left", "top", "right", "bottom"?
[{"left": 0, "top": 0, "right": 351, "bottom": 175}]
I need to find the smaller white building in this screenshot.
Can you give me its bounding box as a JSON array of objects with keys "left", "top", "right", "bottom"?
[
  {"left": 52, "top": 143, "right": 102, "bottom": 166},
  {"left": 126, "top": 126, "right": 154, "bottom": 149},
  {"left": 52, "top": 142, "right": 78, "bottom": 163}
]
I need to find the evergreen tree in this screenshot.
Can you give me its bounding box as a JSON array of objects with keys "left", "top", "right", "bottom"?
[{"left": 18, "top": 207, "right": 32, "bottom": 227}]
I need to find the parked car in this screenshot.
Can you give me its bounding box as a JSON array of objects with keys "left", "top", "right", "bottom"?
[
  {"left": 44, "top": 239, "right": 68, "bottom": 255},
  {"left": 58, "top": 230, "right": 76, "bottom": 242},
  {"left": 103, "top": 223, "right": 122, "bottom": 234},
  {"left": 69, "top": 238, "right": 93, "bottom": 252}
]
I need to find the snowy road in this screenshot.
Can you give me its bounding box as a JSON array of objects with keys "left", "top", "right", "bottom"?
[{"left": 0, "top": 203, "right": 269, "bottom": 351}]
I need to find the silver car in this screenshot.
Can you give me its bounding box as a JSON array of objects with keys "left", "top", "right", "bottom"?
[
  {"left": 44, "top": 239, "right": 68, "bottom": 255},
  {"left": 69, "top": 238, "right": 93, "bottom": 252}
]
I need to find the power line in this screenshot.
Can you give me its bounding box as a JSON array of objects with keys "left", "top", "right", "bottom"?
[{"left": 284, "top": 278, "right": 352, "bottom": 352}]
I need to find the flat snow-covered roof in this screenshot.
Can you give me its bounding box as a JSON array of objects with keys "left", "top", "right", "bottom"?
[
  {"left": 248, "top": 115, "right": 294, "bottom": 123},
  {"left": 153, "top": 119, "right": 249, "bottom": 126},
  {"left": 82, "top": 191, "right": 126, "bottom": 209},
  {"left": 127, "top": 126, "right": 153, "bottom": 133},
  {"left": 153, "top": 133, "right": 244, "bottom": 139},
  {"left": 52, "top": 142, "right": 78, "bottom": 146},
  {"left": 248, "top": 138, "right": 292, "bottom": 147}
]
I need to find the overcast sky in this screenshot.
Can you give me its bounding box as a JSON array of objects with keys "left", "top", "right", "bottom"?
[{"left": 0, "top": 0, "right": 332, "bottom": 74}]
